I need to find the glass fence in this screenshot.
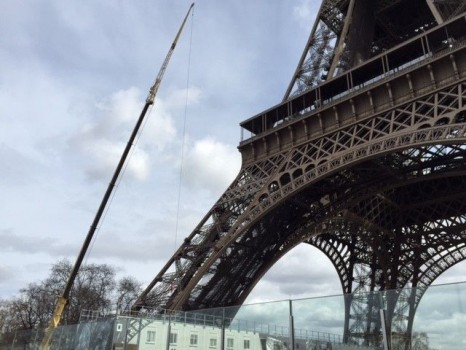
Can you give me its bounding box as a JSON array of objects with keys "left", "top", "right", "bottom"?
[{"left": 1, "top": 281, "right": 465, "bottom": 349}]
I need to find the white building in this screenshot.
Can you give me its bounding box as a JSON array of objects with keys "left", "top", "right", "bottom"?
[{"left": 113, "top": 315, "right": 263, "bottom": 350}]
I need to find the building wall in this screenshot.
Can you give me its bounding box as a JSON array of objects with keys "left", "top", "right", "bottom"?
[{"left": 114, "top": 317, "right": 262, "bottom": 350}]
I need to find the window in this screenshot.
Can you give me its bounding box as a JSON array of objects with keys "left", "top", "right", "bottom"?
[
  {"left": 190, "top": 334, "right": 198, "bottom": 346},
  {"left": 244, "top": 339, "right": 250, "bottom": 349},
  {"left": 146, "top": 330, "right": 156, "bottom": 343},
  {"left": 210, "top": 338, "right": 217, "bottom": 348},
  {"left": 170, "top": 332, "right": 178, "bottom": 344},
  {"left": 227, "top": 338, "right": 234, "bottom": 349}
]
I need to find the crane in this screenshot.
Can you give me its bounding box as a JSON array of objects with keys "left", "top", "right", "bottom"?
[{"left": 40, "top": 3, "right": 195, "bottom": 349}]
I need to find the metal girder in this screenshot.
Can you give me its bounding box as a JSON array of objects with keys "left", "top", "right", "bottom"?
[
  {"left": 283, "top": 0, "right": 347, "bottom": 99},
  {"left": 135, "top": 68, "right": 466, "bottom": 311},
  {"left": 133, "top": 6, "right": 466, "bottom": 350},
  {"left": 306, "top": 168, "right": 466, "bottom": 345},
  {"left": 135, "top": 73, "right": 466, "bottom": 311},
  {"left": 283, "top": 0, "right": 442, "bottom": 99},
  {"left": 427, "top": 0, "right": 466, "bottom": 23}
]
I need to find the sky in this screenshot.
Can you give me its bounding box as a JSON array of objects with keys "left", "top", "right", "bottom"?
[
  {"left": 1, "top": 1, "right": 466, "bottom": 345},
  {"left": 0, "top": 0, "right": 333, "bottom": 301}
]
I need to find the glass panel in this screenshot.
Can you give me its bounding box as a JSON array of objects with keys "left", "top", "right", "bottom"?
[
  {"left": 2, "top": 282, "right": 466, "bottom": 349},
  {"left": 413, "top": 282, "right": 466, "bottom": 350},
  {"left": 292, "top": 294, "right": 346, "bottom": 349}
]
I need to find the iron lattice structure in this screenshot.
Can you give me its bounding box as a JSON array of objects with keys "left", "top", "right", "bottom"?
[
  {"left": 133, "top": 1, "right": 466, "bottom": 348},
  {"left": 283, "top": 0, "right": 466, "bottom": 99}
]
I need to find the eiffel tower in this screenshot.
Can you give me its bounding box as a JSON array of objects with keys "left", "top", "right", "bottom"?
[{"left": 133, "top": 0, "right": 466, "bottom": 347}]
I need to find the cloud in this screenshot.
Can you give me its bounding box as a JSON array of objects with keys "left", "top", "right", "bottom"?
[
  {"left": 0, "top": 60, "right": 79, "bottom": 158},
  {"left": 245, "top": 244, "right": 341, "bottom": 304},
  {"left": 69, "top": 87, "right": 176, "bottom": 182},
  {"left": 4, "top": 6, "right": 466, "bottom": 342},
  {"left": 0, "top": 144, "right": 37, "bottom": 186},
  {"left": 0, "top": 1, "right": 302, "bottom": 307},
  {"left": 414, "top": 283, "right": 466, "bottom": 349},
  {"left": 237, "top": 283, "right": 345, "bottom": 335},
  {"left": 433, "top": 262, "right": 466, "bottom": 285},
  {"left": 164, "top": 86, "right": 203, "bottom": 110},
  {"left": 0, "top": 229, "right": 76, "bottom": 256},
  {"left": 183, "top": 137, "right": 241, "bottom": 195},
  {"left": 0, "top": 265, "right": 14, "bottom": 284},
  {"left": 293, "top": 0, "right": 318, "bottom": 29}
]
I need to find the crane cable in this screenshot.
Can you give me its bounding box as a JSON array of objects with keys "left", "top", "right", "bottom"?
[
  {"left": 86, "top": 9, "right": 196, "bottom": 263},
  {"left": 84, "top": 103, "right": 155, "bottom": 267},
  {"left": 40, "top": 6, "right": 196, "bottom": 349},
  {"left": 174, "top": 6, "right": 195, "bottom": 251}
]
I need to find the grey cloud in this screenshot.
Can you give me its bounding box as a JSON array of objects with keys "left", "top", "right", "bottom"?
[
  {"left": 413, "top": 284, "right": 466, "bottom": 349},
  {"left": 259, "top": 245, "right": 341, "bottom": 297},
  {"left": 0, "top": 265, "right": 14, "bottom": 284},
  {"left": 0, "top": 229, "right": 75, "bottom": 256},
  {"left": 0, "top": 225, "right": 170, "bottom": 265},
  {"left": 0, "top": 1, "right": 324, "bottom": 303},
  {"left": 0, "top": 144, "right": 37, "bottom": 186},
  {"left": 182, "top": 137, "right": 241, "bottom": 196},
  {"left": 89, "top": 233, "right": 176, "bottom": 264}
]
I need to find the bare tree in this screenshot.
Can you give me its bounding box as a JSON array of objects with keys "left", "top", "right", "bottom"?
[
  {"left": 6, "top": 283, "right": 52, "bottom": 330},
  {"left": 0, "top": 299, "right": 9, "bottom": 332},
  {"left": 44, "top": 260, "right": 116, "bottom": 324},
  {"left": 116, "top": 276, "right": 142, "bottom": 313},
  {"left": 412, "top": 332, "right": 430, "bottom": 350},
  {"left": 1, "top": 260, "right": 145, "bottom": 336},
  {"left": 2, "top": 260, "right": 116, "bottom": 330}
]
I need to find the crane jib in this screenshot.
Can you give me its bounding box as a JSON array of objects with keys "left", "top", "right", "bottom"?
[{"left": 40, "top": 3, "right": 195, "bottom": 349}]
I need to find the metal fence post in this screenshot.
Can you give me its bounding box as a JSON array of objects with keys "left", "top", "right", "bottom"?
[
  {"left": 10, "top": 331, "right": 16, "bottom": 350},
  {"left": 220, "top": 308, "right": 225, "bottom": 350},
  {"left": 289, "top": 300, "right": 295, "bottom": 350},
  {"left": 380, "top": 309, "right": 391, "bottom": 350},
  {"left": 165, "top": 314, "right": 171, "bottom": 350},
  {"left": 135, "top": 317, "right": 143, "bottom": 349}
]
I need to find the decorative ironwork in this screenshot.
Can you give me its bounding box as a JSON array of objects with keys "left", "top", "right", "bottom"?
[
  {"left": 134, "top": 3, "right": 466, "bottom": 348},
  {"left": 283, "top": 0, "right": 466, "bottom": 99}
]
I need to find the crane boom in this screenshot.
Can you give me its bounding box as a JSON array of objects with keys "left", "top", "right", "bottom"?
[
  {"left": 147, "top": 2, "right": 195, "bottom": 104},
  {"left": 40, "top": 3, "right": 194, "bottom": 349}
]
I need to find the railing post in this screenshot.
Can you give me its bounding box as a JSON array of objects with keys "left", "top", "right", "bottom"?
[
  {"left": 33, "top": 328, "right": 39, "bottom": 348},
  {"left": 123, "top": 317, "right": 129, "bottom": 350},
  {"left": 289, "top": 300, "right": 295, "bottom": 350},
  {"left": 165, "top": 314, "right": 171, "bottom": 350},
  {"left": 135, "top": 317, "right": 143, "bottom": 349},
  {"left": 10, "top": 330, "right": 16, "bottom": 350},
  {"left": 220, "top": 308, "right": 225, "bottom": 350},
  {"left": 380, "top": 309, "right": 391, "bottom": 350}
]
